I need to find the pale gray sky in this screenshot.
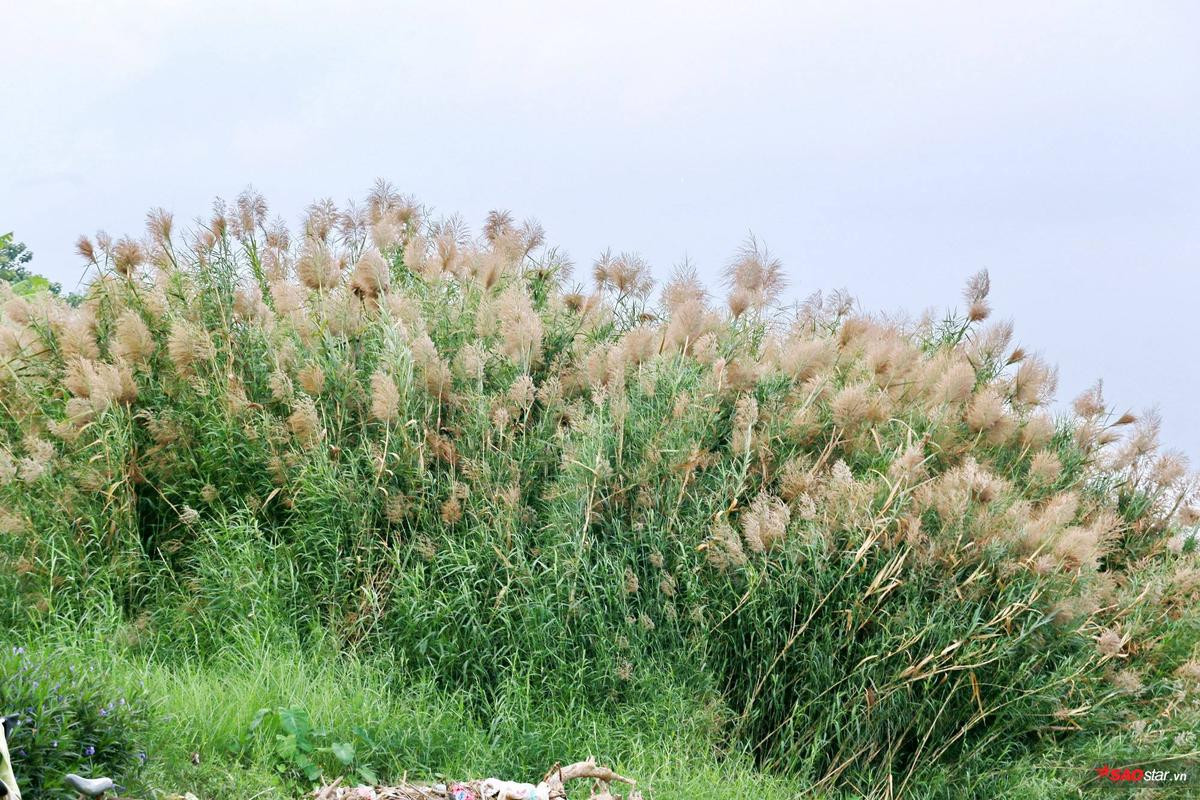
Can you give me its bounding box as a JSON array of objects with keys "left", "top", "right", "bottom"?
[{"left": 3, "top": 1, "right": 1198, "bottom": 458}]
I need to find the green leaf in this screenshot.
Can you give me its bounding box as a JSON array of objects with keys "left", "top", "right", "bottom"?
[
  {"left": 357, "top": 765, "right": 378, "bottom": 785},
  {"left": 278, "top": 706, "right": 311, "bottom": 738},
  {"left": 274, "top": 733, "right": 297, "bottom": 759},
  {"left": 352, "top": 725, "right": 376, "bottom": 747},
  {"left": 223, "top": 735, "right": 246, "bottom": 756},
  {"left": 331, "top": 741, "right": 355, "bottom": 766},
  {"left": 295, "top": 754, "right": 320, "bottom": 782},
  {"left": 249, "top": 707, "right": 273, "bottom": 732}
]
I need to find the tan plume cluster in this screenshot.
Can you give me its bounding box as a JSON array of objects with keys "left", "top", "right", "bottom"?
[
  {"left": 741, "top": 492, "right": 790, "bottom": 553},
  {"left": 704, "top": 520, "right": 747, "bottom": 571},
  {"left": 496, "top": 286, "right": 543, "bottom": 366},
  {"left": 724, "top": 235, "right": 786, "bottom": 318},
  {"left": 963, "top": 269, "right": 991, "bottom": 322},
  {"left": 370, "top": 370, "right": 401, "bottom": 422},
  {"left": 594, "top": 250, "right": 654, "bottom": 298},
  {"left": 166, "top": 320, "right": 215, "bottom": 376}
]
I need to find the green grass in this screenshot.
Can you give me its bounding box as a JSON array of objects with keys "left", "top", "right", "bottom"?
[
  {"left": 14, "top": 624, "right": 1198, "bottom": 798},
  {"left": 10, "top": 624, "right": 801, "bottom": 799}
]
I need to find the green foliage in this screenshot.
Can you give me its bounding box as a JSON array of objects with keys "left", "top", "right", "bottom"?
[
  {"left": 0, "top": 231, "right": 84, "bottom": 305},
  {"left": 225, "top": 706, "right": 377, "bottom": 786},
  {"left": 0, "top": 644, "right": 148, "bottom": 798},
  {"left": 1, "top": 232, "right": 56, "bottom": 294}
]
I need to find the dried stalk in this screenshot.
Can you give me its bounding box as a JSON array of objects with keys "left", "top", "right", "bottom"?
[{"left": 312, "top": 757, "right": 639, "bottom": 800}]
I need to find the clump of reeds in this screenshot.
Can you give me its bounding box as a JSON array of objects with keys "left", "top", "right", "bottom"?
[{"left": 0, "top": 181, "right": 1197, "bottom": 794}]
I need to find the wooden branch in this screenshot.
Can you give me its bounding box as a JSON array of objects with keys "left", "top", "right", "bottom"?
[{"left": 540, "top": 757, "right": 636, "bottom": 799}]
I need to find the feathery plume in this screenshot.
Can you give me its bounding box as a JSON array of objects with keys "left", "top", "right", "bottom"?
[
  {"left": 963, "top": 269, "right": 991, "bottom": 322},
  {"left": 623, "top": 567, "right": 640, "bottom": 595},
  {"left": 1020, "top": 414, "right": 1056, "bottom": 449},
  {"left": 1096, "top": 628, "right": 1125, "bottom": 658},
  {"left": 146, "top": 208, "right": 174, "bottom": 248},
  {"left": 75, "top": 234, "right": 97, "bottom": 264},
  {"left": 1023, "top": 492, "right": 1080, "bottom": 550},
  {"left": 966, "top": 386, "right": 1014, "bottom": 443},
  {"left": 732, "top": 395, "right": 758, "bottom": 455},
  {"left": 1175, "top": 660, "right": 1200, "bottom": 691},
  {"left": 1028, "top": 450, "right": 1062, "bottom": 486},
  {"left": 1053, "top": 512, "right": 1117, "bottom": 571},
  {"left": 663, "top": 297, "right": 717, "bottom": 354},
  {"left": 509, "top": 374, "right": 535, "bottom": 412},
  {"left": 496, "top": 286, "right": 543, "bottom": 365},
  {"left": 593, "top": 250, "right": 655, "bottom": 298},
  {"left": 778, "top": 455, "right": 815, "bottom": 501},
  {"left": 1011, "top": 354, "right": 1058, "bottom": 408},
  {"left": 889, "top": 443, "right": 927, "bottom": 485},
  {"left": 298, "top": 363, "right": 325, "bottom": 396},
  {"left": 723, "top": 235, "right": 786, "bottom": 314},
  {"left": 59, "top": 311, "right": 99, "bottom": 360},
  {"left": 166, "top": 320, "right": 215, "bottom": 375},
  {"left": 440, "top": 495, "right": 463, "bottom": 524},
  {"left": 0, "top": 447, "right": 15, "bottom": 485},
  {"left": 350, "top": 248, "right": 390, "bottom": 299},
  {"left": 297, "top": 239, "right": 340, "bottom": 290},
  {"left": 233, "top": 286, "right": 272, "bottom": 325},
  {"left": 619, "top": 324, "right": 658, "bottom": 367},
  {"left": 270, "top": 278, "right": 306, "bottom": 316},
  {"left": 370, "top": 370, "right": 401, "bottom": 422},
  {"left": 1073, "top": 381, "right": 1106, "bottom": 420},
  {"left": 934, "top": 361, "right": 976, "bottom": 405},
  {"left": 304, "top": 198, "right": 339, "bottom": 241},
  {"left": 704, "top": 520, "right": 747, "bottom": 570},
  {"left": 233, "top": 188, "right": 268, "bottom": 240},
  {"left": 112, "top": 237, "right": 145, "bottom": 277},
  {"left": 456, "top": 343, "right": 486, "bottom": 382},
  {"left": 778, "top": 337, "right": 836, "bottom": 383},
  {"left": 741, "top": 492, "right": 790, "bottom": 553},
  {"left": 18, "top": 437, "right": 55, "bottom": 484},
  {"left": 661, "top": 261, "right": 707, "bottom": 312},
  {"left": 483, "top": 209, "right": 515, "bottom": 244},
  {"left": 112, "top": 310, "right": 154, "bottom": 363},
  {"left": 1110, "top": 669, "right": 1143, "bottom": 694},
  {"left": 287, "top": 396, "right": 324, "bottom": 444},
  {"left": 831, "top": 383, "right": 879, "bottom": 431}
]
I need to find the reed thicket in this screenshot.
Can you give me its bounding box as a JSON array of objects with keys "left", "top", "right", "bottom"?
[{"left": 1, "top": 184, "right": 1198, "bottom": 797}]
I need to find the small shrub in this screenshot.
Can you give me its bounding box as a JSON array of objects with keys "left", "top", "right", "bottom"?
[
  {"left": 0, "top": 645, "right": 149, "bottom": 798},
  {"left": 224, "top": 706, "right": 378, "bottom": 787}
]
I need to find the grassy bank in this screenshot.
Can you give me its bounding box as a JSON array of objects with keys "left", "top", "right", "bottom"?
[
  {"left": 8, "top": 625, "right": 804, "bottom": 799},
  {"left": 9, "top": 626, "right": 1198, "bottom": 798}
]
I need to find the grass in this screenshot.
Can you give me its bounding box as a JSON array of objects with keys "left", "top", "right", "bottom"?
[
  {"left": 1, "top": 184, "right": 1198, "bottom": 797},
  {"left": 14, "top": 626, "right": 1199, "bottom": 798},
  {"left": 10, "top": 624, "right": 800, "bottom": 799}
]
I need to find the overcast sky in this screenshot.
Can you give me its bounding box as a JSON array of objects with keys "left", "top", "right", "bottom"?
[{"left": 3, "top": 1, "right": 1198, "bottom": 459}]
